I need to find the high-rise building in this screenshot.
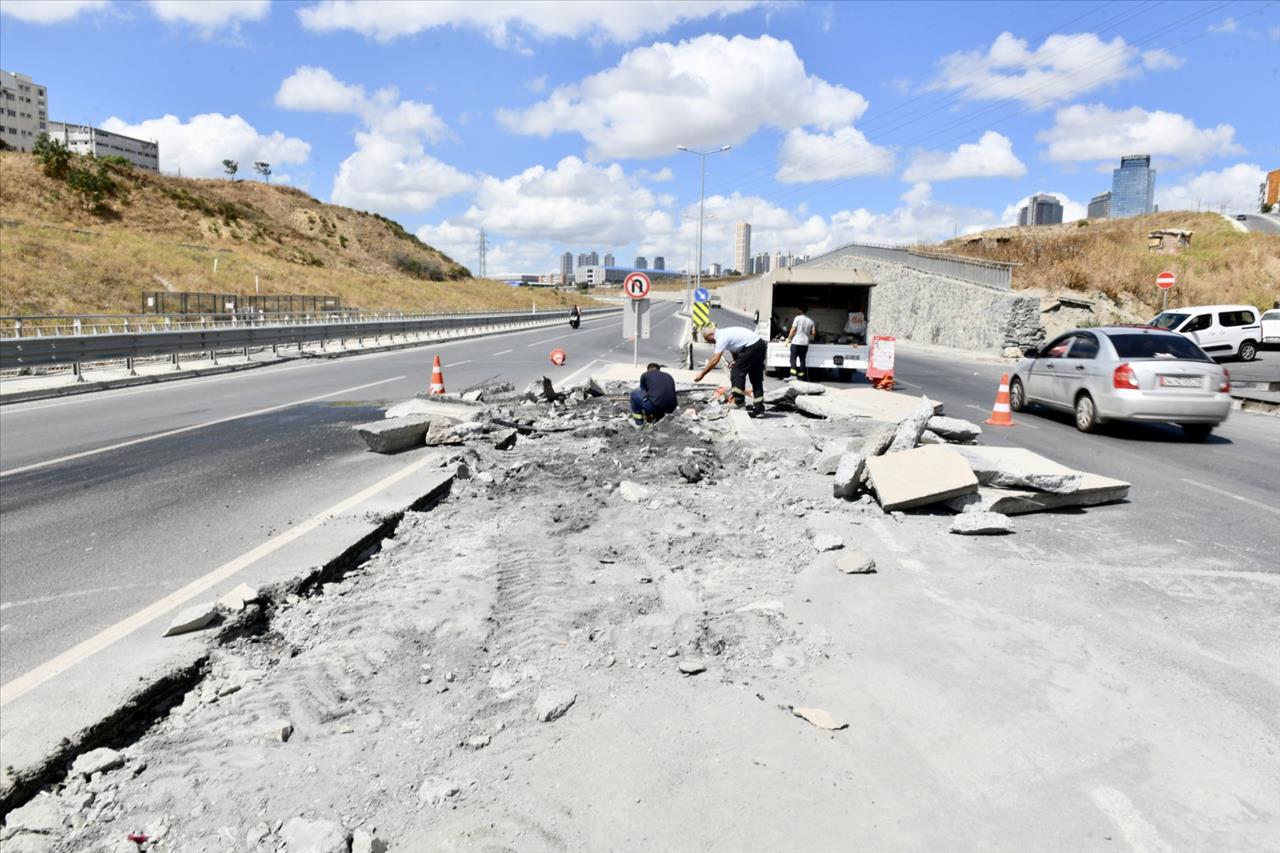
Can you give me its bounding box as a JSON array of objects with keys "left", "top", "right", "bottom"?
[
  {"left": 603, "top": 253, "right": 615, "bottom": 267},
  {"left": 754, "top": 252, "right": 770, "bottom": 275},
  {"left": 634, "top": 256, "right": 648, "bottom": 269},
  {"left": 560, "top": 252, "right": 573, "bottom": 285},
  {"left": 653, "top": 256, "right": 665, "bottom": 270},
  {"left": 576, "top": 253, "right": 588, "bottom": 268},
  {"left": 1087, "top": 192, "right": 1111, "bottom": 220},
  {"left": 45, "top": 121, "right": 159, "bottom": 171},
  {"left": 586, "top": 250, "right": 599, "bottom": 266},
  {"left": 1017, "top": 194, "right": 1064, "bottom": 227},
  {"left": 0, "top": 69, "right": 48, "bottom": 152},
  {"left": 709, "top": 262, "right": 722, "bottom": 277},
  {"left": 734, "top": 222, "right": 751, "bottom": 274},
  {"left": 1260, "top": 169, "right": 1280, "bottom": 210},
  {"left": 1110, "top": 155, "right": 1156, "bottom": 218}
]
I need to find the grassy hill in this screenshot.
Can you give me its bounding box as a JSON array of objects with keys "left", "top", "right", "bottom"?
[
  {"left": 0, "top": 151, "right": 584, "bottom": 316},
  {"left": 928, "top": 212, "right": 1280, "bottom": 319}
]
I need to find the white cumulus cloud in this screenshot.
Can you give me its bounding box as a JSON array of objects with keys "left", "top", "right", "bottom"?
[
  {"left": 148, "top": 0, "right": 270, "bottom": 34},
  {"left": 1000, "top": 192, "right": 1087, "bottom": 225},
  {"left": 297, "top": 0, "right": 759, "bottom": 46},
  {"left": 1207, "top": 16, "right": 1238, "bottom": 34},
  {"left": 1037, "top": 104, "right": 1242, "bottom": 164},
  {"left": 775, "top": 126, "right": 894, "bottom": 184},
  {"left": 497, "top": 34, "right": 871, "bottom": 160},
  {"left": 275, "top": 66, "right": 449, "bottom": 141},
  {"left": 98, "top": 113, "right": 309, "bottom": 178},
  {"left": 903, "top": 131, "right": 1026, "bottom": 182},
  {"left": 0, "top": 0, "right": 107, "bottom": 23},
  {"left": 929, "top": 31, "right": 1180, "bottom": 108},
  {"left": 1157, "top": 163, "right": 1266, "bottom": 212}
]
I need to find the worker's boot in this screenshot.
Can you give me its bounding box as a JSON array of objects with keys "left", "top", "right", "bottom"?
[{"left": 748, "top": 401, "right": 765, "bottom": 418}]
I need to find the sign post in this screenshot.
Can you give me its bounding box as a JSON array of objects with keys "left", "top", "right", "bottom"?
[
  {"left": 623, "top": 272, "right": 652, "bottom": 366},
  {"left": 1157, "top": 270, "right": 1176, "bottom": 311}
]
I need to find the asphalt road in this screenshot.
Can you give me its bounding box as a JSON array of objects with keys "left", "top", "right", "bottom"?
[
  {"left": 0, "top": 302, "right": 686, "bottom": 683},
  {"left": 1235, "top": 212, "right": 1280, "bottom": 235}
]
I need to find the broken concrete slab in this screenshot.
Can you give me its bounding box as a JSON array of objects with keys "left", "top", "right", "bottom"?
[
  {"left": 260, "top": 719, "right": 294, "bottom": 742},
  {"left": 796, "top": 389, "right": 942, "bottom": 422},
  {"left": 950, "top": 511, "right": 1014, "bottom": 535},
  {"left": 866, "top": 445, "right": 979, "bottom": 510},
  {"left": 836, "top": 551, "right": 877, "bottom": 574},
  {"left": 618, "top": 481, "right": 650, "bottom": 503},
  {"left": 385, "top": 398, "right": 481, "bottom": 421},
  {"left": 790, "top": 380, "right": 826, "bottom": 395},
  {"left": 280, "top": 817, "right": 350, "bottom": 853},
  {"left": 3, "top": 793, "right": 67, "bottom": 834},
  {"left": 813, "top": 534, "right": 844, "bottom": 552},
  {"left": 832, "top": 452, "right": 866, "bottom": 499},
  {"left": 351, "top": 830, "right": 388, "bottom": 853},
  {"left": 69, "top": 746, "right": 125, "bottom": 779},
  {"left": 888, "top": 398, "right": 937, "bottom": 453},
  {"left": 918, "top": 430, "right": 946, "bottom": 445},
  {"left": 418, "top": 777, "right": 461, "bottom": 806},
  {"left": 534, "top": 689, "right": 577, "bottom": 722},
  {"left": 951, "top": 446, "right": 1084, "bottom": 494},
  {"left": 424, "top": 419, "right": 488, "bottom": 447},
  {"left": 163, "top": 602, "right": 219, "bottom": 637},
  {"left": 216, "top": 582, "right": 258, "bottom": 612},
  {"left": 928, "top": 415, "right": 982, "bottom": 443},
  {"left": 678, "top": 659, "right": 707, "bottom": 676},
  {"left": 355, "top": 415, "right": 436, "bottom": 453},
  {"left": 945, "top": 474, "right": 1131, "bottom": 515},
  {"left": 493, "top": 428, "right": 518, "bottom": 451},
  {"left": 793, "top": 707, "right": 848, "bottom": 731}
]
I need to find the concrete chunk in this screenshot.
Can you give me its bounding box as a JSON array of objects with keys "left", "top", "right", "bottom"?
[
  {"left": 945, "top": 474, "right": 1131, "bottom": 515},
  {"left": 866, "top": 446, "right": 979, "bottom": 510},
  {"left": 280, "top": 817, "right": 350, "bottom": 853},
  {"left": 164, "top": 602, "right": 219, "bottom": 637},
  {"left": 950, "top": 511, "right": 1014, "bottom": 535},
  {"left": 836, "top": 551, "right": 877, "bottom": 574},
  {"left": 4, "top": 793, "right": 67, "bottom": 834},
  {"left": 790, "top": 380, "right": 827, "bottom": 395},
  {"left": 888, "top": 398, "right": 937, "bottom": 452},
  {"left": 813, "top": 534, "right": 844, "bottom": 552},
  {"left": 951, "top": 446, "right": 1085, "bottom": 494},
  {"left": 217, "top": 582, "right": 258, "bottom": 612},
  {"left": 424, "top": 419, "right": 487, "bottom": 447},
  {"left": 618, "top": 481, "right": 650, "bottom": 503},
  {"left": 534, "top": 689, "right": 577, "bottom": 722},
  {"left": 355, "top": 415, "right": 435, "bottom": 453},
  {"left": 493, "top": 428, "right": 519, "bottom": 450},
  {"left": 832, "top": 452, "right": 866, "bottom": 499},
  {"left": 815, "top": 438, "right": 852, "bottom": 474},
  {"left": 385, "top": 398, "right": 480, "bottom": 421},
  {"left": 796, "top": 389, "right": 941, "bottom": 422},
  {"left": 69, "top": 747, "right": 124, "bottom": 779},
  {"left": 927, "top": 415, "right": 983, "bottom": 443}
]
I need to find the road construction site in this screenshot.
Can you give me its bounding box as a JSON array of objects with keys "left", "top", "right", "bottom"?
[{"left": 1, "top": 303, "right": 1278, "bottom": 852}]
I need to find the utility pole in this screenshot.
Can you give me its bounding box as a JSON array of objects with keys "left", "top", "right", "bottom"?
[
  {"left": 477, "top": 228, "right": 488, "bottom": 279},
  {"left": 676, "top": 144, "right": 732, "bottom": 326}
]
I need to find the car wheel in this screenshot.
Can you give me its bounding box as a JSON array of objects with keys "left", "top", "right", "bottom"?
[
  {"left": 1238, "top": 340, "right": 1258, "bottom": 362},
  {"left": 1074, "top": 393, "right": 1099, "bottom": 433},
  {"left": 1009, "top": 376, "right": 1027, "bottom": 412},
  {"left": 1180, "top": 423, "right": 1213, "bottom": 441}
]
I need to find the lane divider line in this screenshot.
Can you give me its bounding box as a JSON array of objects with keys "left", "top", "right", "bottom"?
[
  {"left": 491, "top": 349, "right": 513, "bottom": 357},
  {"left": 527, "top": 333, "right": 573, "bottom": 348},
  {"left": 0, "top": 453, "right": 442, "bottom": 706},
  {"left": 1180, "top": 478, "right": 1280, "bottom": 516},
  {"left": 0, "top": 376, "right": 405, "bottom": 479}
]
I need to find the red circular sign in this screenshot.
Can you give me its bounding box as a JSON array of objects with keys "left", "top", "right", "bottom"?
[
  {"left": 1157, "top": 271, "right": 1176, "bottom": 290},
  {"left": 623, "top": 272, "right": 651, "bottom": 300}
]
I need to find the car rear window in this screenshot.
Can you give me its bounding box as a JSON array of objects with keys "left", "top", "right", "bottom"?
[
  {"left": 1218, "top": 309, "right": 1257, "bottom": 327},
  {"left": 1151, "top": 312, "right": 1188, "bottom": 330},
  {"left": 1106, "top": 333, "right": 1211, "bottom": 361},
  {"left": 1263, "top": 311, "right": 1280, "bottom": 321}
]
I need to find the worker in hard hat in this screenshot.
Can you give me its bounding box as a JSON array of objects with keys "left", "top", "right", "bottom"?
[{"left": 694, "top": 324, "right": 766, "bottom": 417}]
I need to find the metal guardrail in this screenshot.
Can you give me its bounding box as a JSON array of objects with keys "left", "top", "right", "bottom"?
[
  {"left": 801, "top": 241, "right": 1018, "bottom": 289},
  {"left": 0, "top": 308, "right": 619, "bottom": 372}
]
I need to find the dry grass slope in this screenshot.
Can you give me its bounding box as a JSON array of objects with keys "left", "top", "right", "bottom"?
[
  {"left": 930, "top": 212, "right": 1280, "bottom": 314},
  {"left": 0, "top": 152, "right": 587, "bottom": 315}
]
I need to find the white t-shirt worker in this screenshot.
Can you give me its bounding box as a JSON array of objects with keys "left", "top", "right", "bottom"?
[{"left": 785, "top": 307, "right": 817, "bottom": 380}]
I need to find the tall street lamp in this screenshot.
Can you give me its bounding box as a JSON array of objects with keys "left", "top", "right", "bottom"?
[{"left": 676, "top": 144, "right": 731, "bottom": 312}]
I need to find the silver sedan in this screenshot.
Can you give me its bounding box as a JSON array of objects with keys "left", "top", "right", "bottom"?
[{"left": 1009, "top": 326, "right": 1231, "bottom": 439}]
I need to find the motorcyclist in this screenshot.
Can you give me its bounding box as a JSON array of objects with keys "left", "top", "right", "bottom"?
[{"left": 569, "top": 304, "right": 581, "bottom": 329}]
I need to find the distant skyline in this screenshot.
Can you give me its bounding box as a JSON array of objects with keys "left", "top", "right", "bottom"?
[{"left": 2, "top": 0, "right": 1276, "bottom": 274}]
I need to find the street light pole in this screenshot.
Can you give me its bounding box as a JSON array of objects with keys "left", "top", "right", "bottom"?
[{"left": 676, "top": 144, "right": 731, "bottom": 334}]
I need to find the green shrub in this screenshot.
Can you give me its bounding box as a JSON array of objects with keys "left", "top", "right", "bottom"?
[{"left": 33, "top": 134, "right": 70, "bottom": 179}]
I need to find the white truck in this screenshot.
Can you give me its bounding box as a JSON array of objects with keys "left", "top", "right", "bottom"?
[{"left": 709, "top": 265, "right": 875, "bottom": 379}]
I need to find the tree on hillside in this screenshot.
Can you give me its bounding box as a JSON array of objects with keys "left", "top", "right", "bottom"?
[
  {"left": 222, "top": 159, "right": 238, "bottom": 180},
  {"left": 253, "top": 161, "right": 271, "bottom": 183},
  {"left": 33, "top": 133, "right": 71, "bottom": 179}
]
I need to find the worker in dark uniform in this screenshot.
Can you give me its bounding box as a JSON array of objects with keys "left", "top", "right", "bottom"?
[
  {"left": 694, "top": 324, "right": 766, "bottom": 417},
  {"left": 630, "top": 363, "right": 679, "bottom": 428}
]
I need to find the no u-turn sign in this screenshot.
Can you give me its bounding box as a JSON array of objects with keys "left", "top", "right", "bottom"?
[{"left": 623, "top": 271, "right": 651, "bottom": 300}]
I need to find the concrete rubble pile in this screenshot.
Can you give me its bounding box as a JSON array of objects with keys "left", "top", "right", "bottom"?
[{"left": 796, "top": 387, "right": 1130, "bottom": 535}]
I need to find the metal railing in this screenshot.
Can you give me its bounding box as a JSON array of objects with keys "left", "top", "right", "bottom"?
[
  {"left": 800, "top": 241, "right": 1018, "bottom": 289},
  {"left": 0, "top": 307, "right": 619, "bottom": 373}
]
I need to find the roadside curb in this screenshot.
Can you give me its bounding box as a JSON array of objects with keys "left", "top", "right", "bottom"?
[{"left": 0, "top": 312, "right": 620, "bottom": 406}]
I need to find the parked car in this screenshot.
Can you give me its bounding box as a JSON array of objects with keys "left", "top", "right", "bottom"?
[
  {"left": 1260, "top": 308, "right": 1280, "bottom": 349},
  {"left": 1236, "top": 214, "right": 1248, "bottom": 221},
  {"left": 1009, "top": 327, "right": 1231, "bottom": 439},
  {"left": 1150, "top": 304, "right": 1262, "bottom": 361}
]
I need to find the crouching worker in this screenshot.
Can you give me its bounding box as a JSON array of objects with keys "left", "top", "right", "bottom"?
[
  {"left": 630, "top": 363, "right": 678, "bottom": 428},
  {"left": 693, "top": 324, "right": 766, "bottom": 417}
]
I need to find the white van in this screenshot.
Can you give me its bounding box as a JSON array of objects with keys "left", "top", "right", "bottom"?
[
  {"left": 1260, "top": 308, "right": 1280, "bottom": 349},
  {"left": 1150, "top": 304, "right": 1263, "bottom": 361}
]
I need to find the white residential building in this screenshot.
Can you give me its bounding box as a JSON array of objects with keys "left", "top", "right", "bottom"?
[
  {"left": 45, "top": 121, "right": 159, "bottom": 171},
  {"left": 1, "top": 69, "right": 48, "bottom": 152}
]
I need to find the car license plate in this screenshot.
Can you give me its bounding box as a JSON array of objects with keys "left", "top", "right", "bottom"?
[{"left": 1159, "top": 375, "right": 1200, "bottom": 387}]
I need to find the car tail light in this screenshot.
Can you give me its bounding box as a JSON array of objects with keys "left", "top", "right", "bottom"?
[
  {"left": 1220, "top": 370, "right": 1230, "bottom": 393},
  {"left": 1113, "top": 363, "right": 1139, "bottom": 390}
]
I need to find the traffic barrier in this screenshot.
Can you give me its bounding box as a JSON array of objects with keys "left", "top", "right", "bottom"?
[
  {"left": 430, "top": 355, "right": 446, "bottom": 395},
  {"left": 985, "top": 373, "right": 1015, "bottom": 426},
  {"left": 550, "top": 349, "right": 567, "bottom": 366}
]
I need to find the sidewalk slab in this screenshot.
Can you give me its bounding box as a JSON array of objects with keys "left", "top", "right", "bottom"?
[
  {"left": 866, "top": 445, "right": 979, "bottom": 510},
  {"left": 945, "top": 474, "right": 1131, "bottom": 515}
]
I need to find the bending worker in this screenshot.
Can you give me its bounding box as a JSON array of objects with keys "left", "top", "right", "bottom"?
[
  {"left": 630, "top": 362, "right": 678, "bottom": 428},
  {"left": 693, "top": 324, "right": 766, "bottom": 417},
  {"left": 785, "top": 304, "right": 816, "bottom": 381}
]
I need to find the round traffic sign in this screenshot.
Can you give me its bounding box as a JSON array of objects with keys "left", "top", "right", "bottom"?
[
  {"left": 693, "top": 287, "right": 710, "bottom": 303},
  {"left": 623, "top": 271, "right": 651, "bottom": 300},
  {"left": 1157, "top": 271, "right": 1176, "bottom": 290}
]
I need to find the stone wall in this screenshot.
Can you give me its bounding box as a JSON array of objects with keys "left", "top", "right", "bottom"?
[{"left": 820, "top": 254, "right": 1043, "bottom": 353}]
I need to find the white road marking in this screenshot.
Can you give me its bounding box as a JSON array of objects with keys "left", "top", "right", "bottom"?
[
  {"left": 964, "top": 401, "right": 1036, "bottom": 428},
  {"left": 0, "top": 376, "right": 405, "bottom": 478},
  {"left": 491, "top": 349, "right": 513, "bottom": 356},
  {"left": 558, "top": 359, "right": 601, "bottom": 389},
  {"left": 1, "top": 582, "right": 158, "bottom": 611},
  {"left": 1090, "top": 787, "right": 1175, "bottom": 853},
  {"left": 447, "top": 360, "right": 472, "bottom": 367},
  {"left": 527, "top": 333, "right": 572, "bottom": 347},
  {"left": 0, "top": 454, "right": 443, "bottom": 706},
  {"left": 1180, "top": 478, "right": 1280, "bottom": 516}
]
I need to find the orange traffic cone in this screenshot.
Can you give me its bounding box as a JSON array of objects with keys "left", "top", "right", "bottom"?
[
  {"left": 985, "top": 373, "right": 1014, "bottom": 426},
  {"left": 550, "top": 348, "right": 567, "bottom": 366},
  {"left": 429, "top": 355, "right": 446, "bottom": 395}
]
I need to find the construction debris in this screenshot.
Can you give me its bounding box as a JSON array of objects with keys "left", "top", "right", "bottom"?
[
  {"left": 812, "top": 534, "right": 844, "bottom": 552},
  {"left": 280, "top": 817, "right": 349, "bottom": 853},
  {"left": 354, "top": 415, "right": 438, "bottom": 454},
  {"left": 836, "top": 552, "right": 877, "bottom": 574},
  {"left": 926, "top": 416, "right": 982, "bottom": 443},
  {"left": 163, "top": 602, "right": 219, "bottom": 637},
  {"left": 888, "top": 398, "right": 937, "bottom": 452},
  {"left": 69, "top": 747, "right": 124, "bottom": 779},
  {"left": 534, "top": 689, "right": 578, "bottom": 723},
  {"left": 950, "top": 512, "right": 1014, "bottom": 535},
  {"left": 678, "top": 659, "right": 707, "bottom": 676},
  {"left": 951, "top": 446, "right": 1084, "bottom": 494},
  {"left": 792, "top": 707, "right": 848, "bottom": 731},
  {"left": 866, "top": 446, "right": 979, "bottom": 510},
  {"left": 946, "top": 474, "right": 1130, "bottom": 515},
  {"left": 216, "top": 583, "right": 258, "bottom": 612}
]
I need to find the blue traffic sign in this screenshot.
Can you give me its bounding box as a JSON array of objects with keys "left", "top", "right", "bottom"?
[{"left": 693, "top": 287, "right": 710, "bottom": 303}]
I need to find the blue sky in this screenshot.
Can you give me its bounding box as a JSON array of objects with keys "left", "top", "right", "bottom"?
[{"left": 2, "top": 0, "right": 1277, "bottom": 275}]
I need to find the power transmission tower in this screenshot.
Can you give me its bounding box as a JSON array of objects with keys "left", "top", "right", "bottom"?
[{"left": 477, "top": 228, "right": 488, "bottom": 278}]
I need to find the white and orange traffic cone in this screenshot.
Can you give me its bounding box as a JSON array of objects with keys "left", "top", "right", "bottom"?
[
  {"left": 429, "top": 355, "right": 446, "bottom": 395},
  {"left": 549, "top": 348, "right": 567, "bottom": 366},
  {"left": 985, "top": 373, "right": 1015, "bottom": 426}
]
